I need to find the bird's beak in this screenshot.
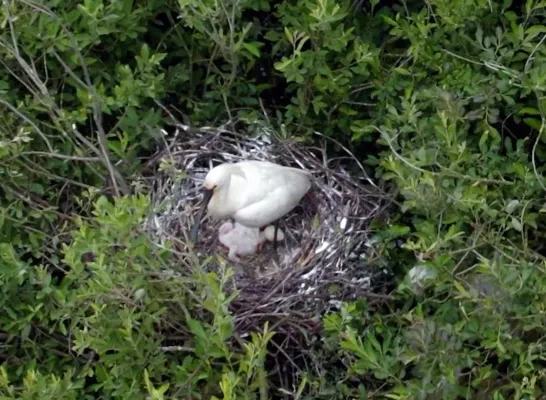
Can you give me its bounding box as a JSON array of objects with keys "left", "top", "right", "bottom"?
[{"left": 190, "top": 188, "right": 213, "bottom": 243}]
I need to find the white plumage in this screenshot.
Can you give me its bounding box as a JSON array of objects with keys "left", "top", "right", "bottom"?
[
  {"left": 191, "top": 160, "right": 311, "bottom": 243},
  {"left": 218, "top": 221, "right": 285, "bottom": 262},
  {"left": 218, "top": 221, "right": 264, "bottom": 262},
  {"left": 204, "top": 161, "right": 311, "bottom": 226}
]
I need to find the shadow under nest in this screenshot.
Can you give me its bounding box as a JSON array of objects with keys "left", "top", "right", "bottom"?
[{"left": 144, "top": 125, "right": 393, "bottom": 333}]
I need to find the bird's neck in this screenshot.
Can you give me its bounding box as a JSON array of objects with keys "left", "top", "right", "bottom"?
[{"left": 209, "top": 177, "right": 236, "bottom": 218}]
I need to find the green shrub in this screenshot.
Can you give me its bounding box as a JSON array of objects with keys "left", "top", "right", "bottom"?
[{"left": 1, "top": 0, "right": 546, "bottom": 398}]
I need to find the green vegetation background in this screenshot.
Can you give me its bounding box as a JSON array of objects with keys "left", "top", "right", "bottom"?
[{"left": 1, "top": 0, "right": 546, "bottom": 398}]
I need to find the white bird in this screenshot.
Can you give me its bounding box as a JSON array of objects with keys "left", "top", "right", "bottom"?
[
  {"left": 218, "top": 221, "right": 285, "bottom": 262},
  {"left": 191, "top": 160, "right": 311, "bottom": 249},
  {"left": 218, "top": 221, "right": 263, "bottom": 262}
]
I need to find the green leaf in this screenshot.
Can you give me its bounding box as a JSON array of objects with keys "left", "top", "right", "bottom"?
[
  {"left": 394, "top": 67, "right": 411, "bottom": 76},
  {"left": 274, "top": 57, "right": 292, "bottom": 71},
  {"left": 140, "top": 44, "right": 150, "bottom": 60},
  {"left": 295, "top": 36, "right": 310, "bottom": 52},
  {"left": 187, "top": 318, "right": 207, "bottom": 341},
  {"left": 523, "top": 117, "right": 543, "bottom": 131},
  {"left": 29, "top": 183, "right": 44, "bottom": 195},
  {"left": 453, "top": 280, "right": 469, "bottom": 297},
  {"left": 284, "top": 26, "right": 293, "bottom": 44},
  {"left": 519, "top": 107, "right": 540, "bottom": 115},
  {"left": 525, "top": 25, "right": 546, "bottom": 41},
  {"left": 21, "top": 324, "right": 31, "bottom": 340},
  {"left": 242, "top": 42, "right": 260, "bottom": 57},
  {"left": 382, "top": 16, "right": 398, "bottom": 26},
  {"left": 108, "top": 140, "right": 123, "bottom": 157},
  {"left": 505, "top": 199, "right": 519, "bottom": 214},
  {"left": 511, "top": 217, "right": 523, "bottom": 232},
  {"left": 476, "top": 25, "right": 483, "bottom": 45}
]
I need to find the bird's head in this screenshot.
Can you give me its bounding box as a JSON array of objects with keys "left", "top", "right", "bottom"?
[
  {"left": 202, "top": 164, "right": 230, "bottom": 191},
  {"left": 200, "top": 165, "right": 232, "bottom": 210},
  {"left": 190, "top": 164, "right": 237, "bottom": 243}
]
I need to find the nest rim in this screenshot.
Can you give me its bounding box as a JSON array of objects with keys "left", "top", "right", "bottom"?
[{"left": 142, "top": 123, "right": 395, "bottom": 334}]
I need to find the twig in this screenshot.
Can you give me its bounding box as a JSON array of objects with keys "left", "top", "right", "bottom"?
[
  {"left": 11, "top": 0, "right": 129, "bottom": 195},
  {"left": 377, "top": 126, "right": 514, "bottom": 186},
  {"left": 159, "top": 346, "right": 195, "bottom": 352},
  {"left": 19, "top": 151, "right": 102, "bottom": 162},
  {"left": 0, "top": 98, "right": 54, "bottom": 152}
]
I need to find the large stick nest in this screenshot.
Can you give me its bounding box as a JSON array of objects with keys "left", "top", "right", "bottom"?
[{"left": 143, "top": 123, "right": 393, "bottom": 333}]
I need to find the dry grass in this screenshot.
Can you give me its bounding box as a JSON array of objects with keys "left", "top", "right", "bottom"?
[{"left": 142, "top": 122, "right": 393, "bottom": 334}]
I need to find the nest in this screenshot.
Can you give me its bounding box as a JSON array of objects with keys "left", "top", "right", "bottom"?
[{"left": 143, "top": 123, "right": 393, "bottom": 334}]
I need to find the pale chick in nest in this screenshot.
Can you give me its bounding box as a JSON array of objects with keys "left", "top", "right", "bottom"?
[{"left": 218, "top": 221, "right": 285, "bottom": 262}]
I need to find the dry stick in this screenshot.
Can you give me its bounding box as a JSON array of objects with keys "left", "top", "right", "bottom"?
[
  {"left": 0, "top": 58, "right": 42, "bottom": 100},
  {"left": 524, "top": 33, "right": 546, "bottom": 75},
  {"left": 0, "top": 98, "right": 54, "bottom": 152},
  {"left": 0, "top": 18, "right": 57, "bottom": 151},
  {"left": 313, "top": 130, "right": 379, "bottom": 188},
  {"left": 2, "top": 3, "right": 126, "bottom": 195},
  {"left": 4, "top": 186, "right": 73, "bottom": 221},
  {"left": 526, "top": 35, "right": 546, "bottom": 193},
  {"left": 3, "top": 8, "right": 49, "bottom": 99},
  {"left": 15, "top": 0, "right": 129, "bottom": 195},
  {"left": 158, "top": 346, "right": 195, "bottom": 353},
  {"left": 0, "top": 55, "right": 105, "bottom": 181},
  {"left": 19, "top": 151, "right": 102, "bottom": 162},
  {"left": 377, "top": 127, "right": 514, "bottom": 186},
  {"left": 15, "top": 157, "right": 96, "bottom": 190},
  {"left": 51, "top": 52, "right": 129, "bottom": 196},
  {"left": 172, "top": 361, "right": 205, "bottom": 398}
]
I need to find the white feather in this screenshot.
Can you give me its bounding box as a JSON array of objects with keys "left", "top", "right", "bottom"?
[{"left": 204, "top": 161, "right": 311, "bottom": 228}]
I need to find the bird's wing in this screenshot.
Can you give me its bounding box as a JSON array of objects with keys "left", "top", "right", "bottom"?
[
  {"left": 230, "top": 163, "right": 310, "bottom": 207},
  {"left": 233, "top": 184, "right": 306, "bottom": 226},
  {"left": 231, "top": 166, "right": 311, "bottom": 227},
  {"left": 238, "top": 161, "right": 312, "bottom": 179}
]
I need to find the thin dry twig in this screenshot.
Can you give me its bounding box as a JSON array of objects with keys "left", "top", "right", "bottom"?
[{"left": 1, "top": 0, "right": 130, "bottom": 196}]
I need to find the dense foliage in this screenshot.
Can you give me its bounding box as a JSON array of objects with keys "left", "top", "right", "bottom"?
[{"left": 1, "top": 0, "right": 546, "bottom": 398}]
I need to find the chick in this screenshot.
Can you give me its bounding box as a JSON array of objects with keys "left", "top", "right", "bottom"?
[{"left": 218, "top": 221, "right": 285, "bottom": 262}]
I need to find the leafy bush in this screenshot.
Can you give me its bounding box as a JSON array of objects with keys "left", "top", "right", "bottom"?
[{"left": 1, "top": 0, "right": 546, "bottom": 398}]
